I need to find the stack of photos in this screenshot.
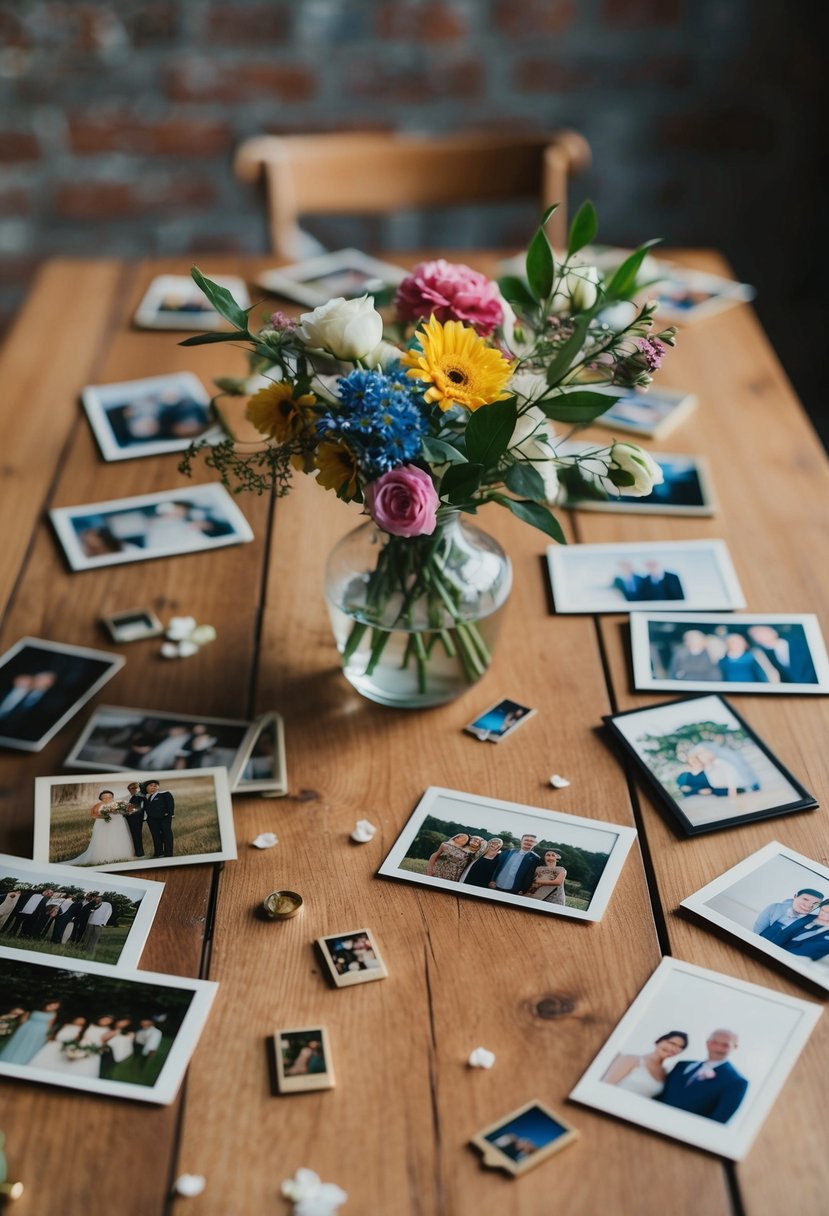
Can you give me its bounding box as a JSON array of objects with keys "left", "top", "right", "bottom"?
[
  {"left": 558, "top": 443, "right": 716, "bottom": 516},
  {"left": 274, "top": 1025, "right": 335, "bottom": 1093},
  {"left": 50, "top": 483, "right": 254, "bottom": 571},
  {"left": 377, "top": 787, "right": 637, "bottom": 922},
  {"left": 604, "top": 694, "right": 817, "bottom": 835},
  {"left": 681, "top": 842, "right": 829, "bottom": 994},
  {"left": 33, "top": 768, "right": 237, "bottom": 873},
  {"left": 569, "top": 958, "right": 821, "bottom": 1159},
  {"left": 0, "top": 950, "right": 216, "bottom": 1104},
  {"left": 0, "top": 638, "right": 124, "bottom": 753},
  {"left": 546, "top": 540, "right": 745, "bottom": 614},
  {"left": 592, "top": 388, "right": 697, "bottom": 440},
  {"left": 0, "top": 855, "right": 163, "bottom": 969},
  {"left": 255, "top": 248, "right": 407, "bottom": 307},
  {"left": 471, "top": 1101, "right": 578, "bottom": 1177},
  {"left": 133, "top": 273, "right": 250, "bottom": 330},
  {"left": 82, "top": 372, "right": 220, "bottom": 462},
  {"left": 630, "top": 613, "right": 829, "bottom": 694}
]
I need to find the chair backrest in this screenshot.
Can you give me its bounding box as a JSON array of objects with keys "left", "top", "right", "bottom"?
[{"left": 234, "top": 130, "right": 591, "bottom": 257}]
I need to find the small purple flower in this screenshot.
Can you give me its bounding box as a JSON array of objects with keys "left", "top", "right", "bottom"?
[
  {"left": 269, "top": 310, "right": 296, "bottom": 331},
  {"left": 637, "top": 336, "right": 665, "bottom": 372}
]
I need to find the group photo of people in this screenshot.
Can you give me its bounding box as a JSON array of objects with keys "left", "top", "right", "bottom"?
[
  {"left": 82, "top": 372, "right": 216, "bottom": 461},
  {"left": 0, "top": 875, "right": 142, "bottom": 966},
  {"left": 319, "top": 932, "right": 385, "bottom": 985},
  {"left": 67, "top": 705, "right": 251, "bottom": 774}
]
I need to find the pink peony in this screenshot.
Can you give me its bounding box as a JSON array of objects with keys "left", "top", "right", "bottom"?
[
  {"left": 364, "top": 465, "right": 439, "bottom": 538},
  {"left": 395, "top": 259, "right": 504, "bottom": 337}
]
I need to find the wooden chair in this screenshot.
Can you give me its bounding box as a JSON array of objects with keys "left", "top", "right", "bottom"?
[{"left": 233, "top": 130, "right": 591, "bottom": 257}]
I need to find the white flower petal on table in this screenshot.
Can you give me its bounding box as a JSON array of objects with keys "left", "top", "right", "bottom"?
[
  {"left": 467, "top": 1047, "right": 496, "bottom": 1069},
  {"left": 166, "top": 616, "right": 197, "bottom": 640},
  {"left": 172, "top": 1174, "right": 206, "bottom": 1197},
  {"left": 252, "top": 832, "right": 278, "bottom": 849},
  {"left": 350, "top": 819, "right": 377, "bottom": 843},
  {"left": 549, "top": 774, "right": 571, "bottom": 788},
  {"left": 282, "top": 1169, "right": 347, "bottom": 1215}
]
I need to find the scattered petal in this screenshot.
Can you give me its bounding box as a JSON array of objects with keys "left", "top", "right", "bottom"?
[
  {"left": 177, "top": 640, "right": 199, "bottom": 658},
  {"left": 468, "top": 1047, "right": 496, "bottom": 1069},
  {"left": 173, "top": 1174, "right": 206, "bottom": 1197},
  {"left": 167, "top": 616, "right": 197, "bottom": 640},
  {"left": 190, "top": 624, "right": 217, "bottom": 646},
  {"left": 160, "top": 642, "right": 180, "bottom": 659},
  {"left": 252, "top": 832, "right": 278, "bottom": 849},
  {"left": 350, "top": 819, "right": 377, "bottom": 843},
  {"left": 282, "top": 1169, "right": 347, "bottom": 1216},
  {"left": 549, "top": 774, "right": 571, "bottom": 788}
]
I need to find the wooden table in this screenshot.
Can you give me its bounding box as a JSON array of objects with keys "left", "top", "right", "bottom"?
[{"left": 1, "top": 253, "right": 827, "bottom": 1215}]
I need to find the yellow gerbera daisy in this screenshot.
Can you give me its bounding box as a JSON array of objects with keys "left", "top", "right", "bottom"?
[
  {"left": 246, "top": 382, "right": 316, "bottom": 443},
  {"left": 402, "top": 316, "right": 513, "bottom": 412},
  {"left": 314, "top": 440, "right": 360, "bottom": 500}
]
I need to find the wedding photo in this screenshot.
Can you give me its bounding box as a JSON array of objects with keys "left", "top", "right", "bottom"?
[
  {"left": 592, "top": 387, "right": 697, "bottom": 439},
  {"left": 33, "top": 768, "right": 237, "bottom": 874},
  {"left": 472, "top": 1101, "right": 579, "bottom": 1177},
  {"left": 274, "top": 1025, "right": 335, "bottom": 1093},
  {"left": 464, "top": 698, "right": 535, "bottom": 743},
  {"left": 546, "top": 540, "right": 745, "bottom": 614},
  {"left": 378, "top": 787, "right": 636, "bottom": 922},
  {"left": 0, "top": 855, "right": 163, "bottom": 969},
  {"left": 101, "top": 609, "right": 164, "bottom": 645},
  {"left": 631, "top": 613, "right": 829, "bottom": 694},
  {"left": 561, "top": 448, "right": 716, "bottom": 516},
  {"left": 316, "top": 930, "right": 387, "bottom": 988},
  {"left": 82, "top": 371, "right": 218, "bottom": 461},
  {"left": 0, "top": 950, "right": 217, "bottom": 1104},
  {"left": 255, "top": 248, "right": 407, "bottom": 307},
  {"left": 604, "top": 694, "right": 818, "bottom": 835},
  {"left": 569, "top": 958, "right": 821, "bottom": 1160},
  {"left": 0, "top": 637, "right": 124, "bottom": 753},
  {"left": 681, "top": 842, "right": 829, "bottom": 994},
  {"left": 232, "top": 712, "right": 288, "bottom": 795},
  {"left": 133, "top": 272, "right": 250, "bottom": 330},
  {"left": 648, "top": 263, "right": 755, "bottom": 325}
]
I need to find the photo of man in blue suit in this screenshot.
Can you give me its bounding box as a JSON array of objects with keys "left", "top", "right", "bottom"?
[
  {"left": 657, "top": 1028, "right": 748, "bottom": 1122},
  {"left": 488, "top": 834, "right": 542, "bottom": 895}
]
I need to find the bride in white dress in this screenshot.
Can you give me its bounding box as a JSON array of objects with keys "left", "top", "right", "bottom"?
[
  {"left": 29, "top": 1017, "right": 88, "bottom": 1072},
  {"left": 54, "top": 1017, "right": 115, "bottom": 1079},
  {"left": 601, "top": 1031, "right": 689, "bottom": 1097},
  {"left": 65, "top": 791, "right": 135, "bottom": 866}
]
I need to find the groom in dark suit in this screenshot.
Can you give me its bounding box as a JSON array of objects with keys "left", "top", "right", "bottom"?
[
  {"left": 657, "top": 1028, "right": 748, "bottom": 1122},
  {"left": 144, "top": 780, "right": 175, "bottom": 858},
  {"left": 125, "top": 781, "right": 147, "bottom": 858},
  {"left": 488, "top": 834, "right": 542, "bottom": 895}
]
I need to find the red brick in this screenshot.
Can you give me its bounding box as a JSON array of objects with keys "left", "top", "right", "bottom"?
[
  {"left": 0, "top": 11, "right": 30, "bottom": 48},
  {"left": 622, "top": 54, "right": 693, "bottom": 89},
  {"left": 202, "top": 5, "right": 292, "bottom": 45},
  {"left": 55, "top": 177, "right": 216, "bottom": 221},
  {"left": 125, "top": 3, "right": 180, "bottom": 45},
  {"left": 660, "top": 107, "right": 774, "bottom": 153},
  {"left": 0, "top": 132, "right": 40, "bottom": 163},
  {"left": 515, "top": 59, "right": 601, "bottom": 92},
  {"left": 345, "top": 56, "right": 484, "bottom": 104},
  {"left": 166, "top": 59, "right": 317, "bottom": 104},
  {"left": 0, "top": 186, "right": 33, "bottom": 216},
  {"left": 375, "top": 2, "right": 468, "bottom": 41},
  {"left": 492, "top": 0, "right": 576, "bottom": 38},
  {"left": 601, "top": 0, "right": 682, "bottom": 26},
  {"left": 72, "top": 5, "right": 128, "bottom": 54},
  {"left": 68, "top": 113, "right": 232, "bottom": 157}
]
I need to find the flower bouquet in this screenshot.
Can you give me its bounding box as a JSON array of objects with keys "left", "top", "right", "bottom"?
[
  {"left": 99, "top": 802, "right": 128, "bottom": 823},
  {"left": 180, "top": 204, "right": 674, "bottom": 706}
]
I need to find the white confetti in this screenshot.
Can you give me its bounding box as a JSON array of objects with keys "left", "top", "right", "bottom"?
[
  {"left": 190, "top": 624, "right": 217, "bottom": 646},
  {"left": 177, "top": 640, "right": 199, "bottom": 658},
  {"left": 252, "top": 832, "right": 278, "bottom": 849},
  {"left": 281, "top": 1168, "right": 347, "bottom": 1216},
  {"left": 467, "top": 1047, "right": 496, "bottom": 1069},
  {"left": 160, "top": 642, "right": 180, "bottom": 659},
  {"left": 549, "top": 774, "right": 571, "bottom": 788},
  {"left": 350, "top": 819, "right": 377, "bottom": 843},
  {"left": 173, "top": 1174, "right": 206, "bottom": 1197},
  {"left": 166, "top": 616, "right": 197, "bottom": 640}
]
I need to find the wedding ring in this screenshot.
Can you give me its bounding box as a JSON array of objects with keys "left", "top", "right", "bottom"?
[{"left": 261, "top": 890, "right": 303, "bottom": 920}]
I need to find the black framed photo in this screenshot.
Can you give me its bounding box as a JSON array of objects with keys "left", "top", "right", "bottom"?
[{"left": 603, "top": 693, "right": 818, "bottom": 836}]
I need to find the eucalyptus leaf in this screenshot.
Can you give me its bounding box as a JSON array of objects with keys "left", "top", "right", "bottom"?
[
  {"left": 190, "top": 266, "right": 250, "bottom": 332},
  {"left": 440, "top": 462, "right": 483, "bottom": 504},
  {"left": 497, "top": 275, "right": 537, "bottom": 313},
  {"left": 421, "top": 436, "right": 467, "bottom": 466},
  {"left": 494, "top": 495, "right": 566, "bottom": 543},
  {"left": 567, "top": 200, "right": 598, "bottom": 258},
  {"left": 604, "top": 240, "right": 662, "bottom": 302},
  {"left": 537, "top": 389, "right": 619, "bottom": 424},
  {"left": 179, "top": 330, "right": 248, "bottom": 347},
  {"left": 504, "top": 462, "right": 547, "bottom": 502},
  {"left": 465, "top": 397, "right": 517, "bottom": 467},
  {"left": 526, "top": 228, "right": 555, "bottom": 302}
]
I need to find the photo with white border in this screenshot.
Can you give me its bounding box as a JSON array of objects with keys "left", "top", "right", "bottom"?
[
  {"left": 559, "top": 444, "right": 716, "bottom": 516},
  {"left": 592, "top": 387, "right": 697, "bottom": 439},
  {"left": 133, "top": 273, "right": 250, "bottom": 330},
  {"left": 82, "top": 372, "right": 220, "bottom": 461},
  {"left": 255, "top": 248, "right": 407, "bottom": 307}
]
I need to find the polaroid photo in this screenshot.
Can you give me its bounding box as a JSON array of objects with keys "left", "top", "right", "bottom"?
[
  {"left": 378, "top": 787, "right": 637, "bottom": 922},
  {"left": 274, "top": 1025, "right": 335, "bottom": 1094},
  {"left": 50, "top": 483, "right": 254, "bottom": 572},
  {"left": 631, "top": 612, "right": 829, "bottom": 695},
  {"left": 603, "top": 694, "right": 817, "bottom": 836},
  {"left": 592, "top": 388, "right": 698, "bottom": 439},
  {"left": 255, "top": 248, "right": 408, "bottom": 308},
  {"left": 546, "top": 539, "right": 745, "bottom": 615},
  {"left": 101, "top": 609, "right": 164, "bottom": 645},
  {"left": 231, "top": 712, "right": 288, "bottom": 795},
  {"left": 0, "top": 949, "right": 217, "bottom": 1105},
  {"left": 464, "top": 698, "right": 535, "bottom": 743},
  {"left": 471, "top": 1100, "right": 578, "bottom": 1177},
  {"left": 559, "top": 444, "right": 716, "bottom": 517},
  {"left": 681, "top": 842, "right": 829, "bottom": 995},
  {"left": 133, "top": 273, "right": 250, "bottom": 331},
  {"left": 33, "top": 767, "right": 237, "bottom": 874},
  {"left": 569, "top": 957, "right": 821, "bottom": 1160},
  {"left": 649, "top": 262, "right": 755, "bottom": 325},
  {"left": 81, "top": 372, "right": 220, "bottom": 462},
  {"left": 0, "top": 854, "right": 163, "bottom": 971},
  {"left": 316, "top": 929, "right": 387, "bottom": 988},
  {"left": 0, "top": 638, "right": 124, "bottom": 754}
]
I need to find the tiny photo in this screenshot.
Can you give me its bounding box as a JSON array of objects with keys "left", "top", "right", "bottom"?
[
  {"left": 274, "top": 1025, "right": 335, "bottom": 1094},
  {"left": 546, "top": 539, "right": 745, "bottom": 614},
  {"left": 50, "top": 483, "right": 254, "bottom": 572},
  {"left": 101, "top": 609, "right": 164, "bottom": 645},
  {"left": 65, "top": 704, "right": 257, "bottom": 778},
  {"left": 560, "top": 445, "right": 716, "bottom": 516},
  {"left": 681, "top": 841, "right": 829, "bottom": 994},
  {"left": 0, "top": 854, "right": 163, "bottom": 970},
  {"left": 81, "top": 372, "right": 220, "bottom": 461},
  {"left": 631, "top": 613, "right": 829, "bottom": 694},
  {"left": 0, "top": 950, "right": 216, "bottom": 1105},
  {"left": 378, "top": 787, "right": 637, "bottom": 922},
  {"left": 464, "top": 698, "right": 535, "bottom": 743},
  {"left": 255, "top": 248, "right": 407, "bottom": 308},
  {"left": 316, "top": 929, "right": 387, "bottom": 988},
  {"left": 33, "top": 768, "right": 237, "bottom": 874},
  {"left": 232, "top": 712, "right": 288, "bottom": 795},
  {"left": 471, "top": 1100, "right": 579, "bottom": 1177},
  {"left": 604, "top": 694, "right": 817, "bottom": 835},
  {"left": 0, "top": 637, "right": 124, "bottom": 753},
  {"left": 648, "top": 262, "right": 755, "bottom": 325},
  {"left": 133, "top": 273, "right": 250, "bottom": 330},
  {"left": 592, "top": 387, "right": 697, "bottom": 439},
  {"left": 569, "top": 957, "right": 821, "bottom": 1160}
]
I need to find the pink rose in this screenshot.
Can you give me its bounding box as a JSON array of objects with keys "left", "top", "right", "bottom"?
[
  {"left": 364, "top": 465, "right": 439, "bottom": 538},
  {"left": 395, "top": 259, "right": 504, "bottom": 337}
]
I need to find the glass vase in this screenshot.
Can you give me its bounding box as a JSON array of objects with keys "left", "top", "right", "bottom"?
[{"left": 324, "top": 511, "right": 512, "bottom": 708}]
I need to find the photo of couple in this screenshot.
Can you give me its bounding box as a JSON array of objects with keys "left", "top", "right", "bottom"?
[
  {"left": 475, "top": 1101, "right": 577, "bottom": 1176},
  {"left": 67, "top": 705, "right": 252, "bottom": 774},
  {"left": 82, "top": 371, "right": 217, "bottom": 462},
  {"left": 63, "top": 781, "right": 176, "bottom": 865},
  {"left": 275, "top": 1026, "right": 335, "bottom": 1094}
]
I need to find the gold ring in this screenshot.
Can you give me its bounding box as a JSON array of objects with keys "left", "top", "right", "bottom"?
[{"left": 261, "top": 890, "right": 303, "bottom": 920}]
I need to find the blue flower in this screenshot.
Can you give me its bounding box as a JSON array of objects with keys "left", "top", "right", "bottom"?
[{"left": 318, "top": 368, "right": 429, "bottom": 475}]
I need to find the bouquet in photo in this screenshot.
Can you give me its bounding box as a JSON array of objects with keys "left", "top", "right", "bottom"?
[
  {"left": 61, "top": 1040, "right": 102, "bottom": 1062},
  {"left": 99, "top": 802, "right": 128, "bottom": 823}
]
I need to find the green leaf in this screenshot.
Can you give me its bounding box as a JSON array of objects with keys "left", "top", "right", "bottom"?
[
  {"left": 494, "top": 496, "right": 567, "bottom": 543},
  {"left": 559, "top": 463, "right": 608, "bottom": 503},
  {"left": 567, "top": 200, "right": 598, "bottom": 258},
  {"left": 440, "top": 462, "right": 483, "bottom": 504},
  {"left": 608, "top": 467, "right": 637, "bottom": 488},
  {"left": 604, "top": 240, "right": 662, "bottom": 302},
  {"left": 537, "top": 389, "right": 619, "bottom": 424},
  {"left": 421, "top": 436, "right": 467, "bottom": 465},
  {"left": 497, "top": 275, "right": 537, "bottom": 313},
  {"left": 526, "top": 227, "right": 555, "bottom": 302},
  {"left": 464, "top": 397, "right": 517, "bottom": 468},
  {"left": 190, "top": 266, "right": 250, "bottom": 332},
  {"left": 540, "top": 202, "right": 560, "bottom": 228},
  {"left": 544, "top": 315, "right": 590, "bottom": 384},
  {"left": 178, "top": 330, "right": 248, "bottom": 347},
  {"left": 504, "top": 462, "right": 547, "bottom": 502}
]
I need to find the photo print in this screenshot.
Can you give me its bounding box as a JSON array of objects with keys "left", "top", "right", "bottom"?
[
  {"left": 255, "top": 248, "right": 407, "bottom": 308},
  {"left": 81, "top": 372, "right": 219, "bottom": 461},
  {"left": 471, "top": 1101, "right": 579, "bottom": 1177},
  {"left": 569, "top": 957, "right": 821, "bottom": 1159},
  {"left": 0, "top": 950, "right": 216, "bottom": 1105},
  {"left": 647, "top": 263, "right": 755, "bottom": 325},
  {"left": 232, "top": 712, "right": 288, "bottom": 795},
  {"left": 133, "top": 273, "right": 250, "bottom": 330},
  {"left": 559, "top": 445, "right": 716, "bottom": 516},
  {"left": 604, "top": 694, "right": 817, "bottom": 835},
  {"left": 33, "top": 768, "right": 237, "bottom": 874},
  {"left": 0, "top": 637, "right": 124, "bottom": 753},
  {"left": 592, "top": 387, "right": 697, "bottom": 439},
  {"left": 464, "top": 698, "right": 535, "bottom": 743},
  {"left": 378, "top": 787, "right": 636, "bottom": 922},
  {"left": 316, "top": 929, "right": 387, "bottom": 988},
  {"left": 50, "top": 483, "right": 254, "bottom": 571},
  {"left": 274, "top": 1025, "right": 335, "bottom": 1094}
]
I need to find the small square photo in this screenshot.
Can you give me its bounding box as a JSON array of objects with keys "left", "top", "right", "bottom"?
[
  {"left": 232, "top": 712, "right": 288, "bottom": 795},
  {"left": 133, "top": 274, "right": 250, "bottom": 331},
  {"left": 316, "top": 929, "right": 387, "bottom": 988},
  {"left": 255, "top": 248, "right": 407, "bottom": 308},
  {"left": 464, "top": 698, "right": 535, "bottom": 743},
  {"left": 101, "top": 609, "right": 164, "bottom": 645},
  {"left": 274, "top": 1025, "right": 334, "bottom": 1094},
  {"left": 82, "top": 373, "right": 219, "bottom": 461},
  {"left": 471, "top": 1101, "right": 578, "bottom": 1177}
]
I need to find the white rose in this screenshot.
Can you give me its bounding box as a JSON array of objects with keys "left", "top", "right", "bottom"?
[
  {"left": 550, "top": 264, "right": 600, "bottom": 313},
  {"left": 609, "top": 441, "right": 664, "bottom": 497},
  {"left": 510, "top": 405, "right": 559, "bottom": 503},
  {"left": 361, "top": 339, "right": 404, "bottom": 370},
  {"left": 296, "top": 295, "right": 384, "bottom": 361}
]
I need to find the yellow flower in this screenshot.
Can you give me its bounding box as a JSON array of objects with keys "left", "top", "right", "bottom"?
[
  {"left": 246, "top": 382, "right": 316, "bottom": 443},
  {"left": 402, "top": 315, "right": 513, "bottom": 412},
  {"left": 314, "top": 440, "right": 360, "bottom": 499}
]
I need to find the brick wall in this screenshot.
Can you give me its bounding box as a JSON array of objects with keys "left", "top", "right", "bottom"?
[{"left": 1, "top": 0, "right": 826, "bottom": 439}]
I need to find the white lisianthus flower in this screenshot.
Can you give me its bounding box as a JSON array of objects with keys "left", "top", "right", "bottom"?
[
  {"left": 281, "top": 1168, "right": 348, "bottom": 1216},
  {"left": 550, "top": 264, "right": 600, "bottom": 313},
  {"left": 510, "top": 405, "right": 559, "bottom": 503},
  {"left": 296, "top": 295, "right": 384, "bottom": 361},
  {"left": 596, "top": 300, "right": 638, "bottom": 332},
  {"left": 609, "top": 441, "right": 664, "bottom": 497}
]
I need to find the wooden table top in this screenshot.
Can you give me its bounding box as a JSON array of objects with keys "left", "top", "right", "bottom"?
[{"left": 1, "top": 252, "right": 828, "bottom": 1216}]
